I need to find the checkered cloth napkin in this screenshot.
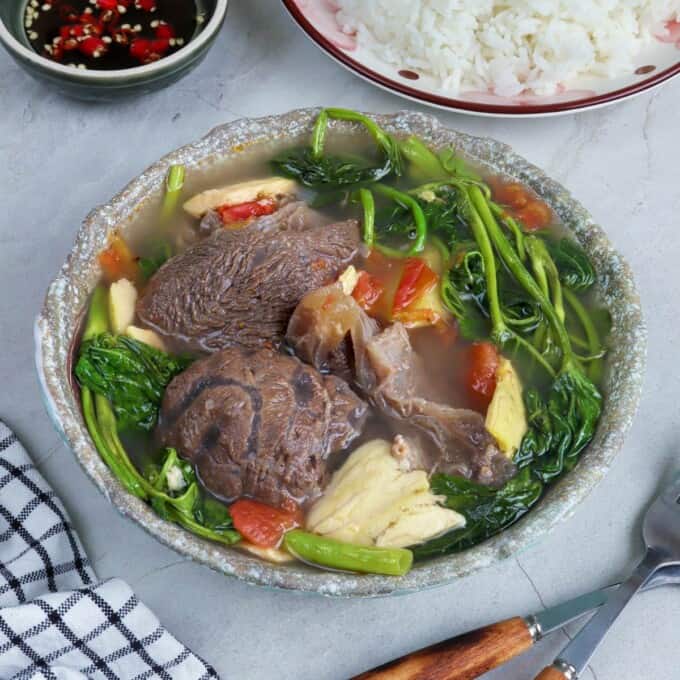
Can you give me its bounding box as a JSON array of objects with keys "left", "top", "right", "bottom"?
[{"left": 0, "top": 421, "right": 219, "bottom": 680}]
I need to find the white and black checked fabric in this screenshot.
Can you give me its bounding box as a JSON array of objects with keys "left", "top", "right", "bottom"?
[{"left": 0, "top": 421, "right": 219, "bottom": 680}]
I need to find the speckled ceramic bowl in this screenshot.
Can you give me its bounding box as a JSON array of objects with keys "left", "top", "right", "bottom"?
[
  {"left": 0, "top": 0, "right": 227, "bottom": 101},
  {"left": 35, "top": 109, "right": 646, "bottom": 597}
]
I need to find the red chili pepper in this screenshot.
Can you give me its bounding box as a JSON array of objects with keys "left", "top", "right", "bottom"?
[
  {"left": 96, "top": 0, "right": 119, "bottom": 9},
  {"left": 135, "top": 0, "right": 157, "bottom": 11},
  {"left": 352, "top": 271, "right": 384, "bottom": 311},
  {"left": 466, "top": 342, "right": 500, "bottom": 411},
  {"left": 392, "top": 258, "right": 438, "bottom": 313},
  {"left": 79, "top": 36, "right": 107, "bottom": 58},
  {"left": 230, "top": 499, "right": 302, "bottom": 548},
  {"left": 217, "top": 198, "right": 278, "bottom": 224},
  {"left": 130, "top": 37, "right": 168, "bottom": 64},
  {"left": 155, "top": 21, "right": 175, "bottom": 40}
]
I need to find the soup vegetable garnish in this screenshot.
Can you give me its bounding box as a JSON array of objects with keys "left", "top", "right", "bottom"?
[{"left": 76, "top": 111, "right": 608, "bottom": 577}]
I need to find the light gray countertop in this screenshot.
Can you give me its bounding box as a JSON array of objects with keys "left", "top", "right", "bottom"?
[{"left": 1, "top": 2, "right": 679, "bottom": 678}]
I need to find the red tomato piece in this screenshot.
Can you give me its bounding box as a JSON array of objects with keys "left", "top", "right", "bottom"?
[
  {"left": 98, "top": 234, "right": 139, "bottom": 283},
  {"left": 96, "top": 0, "right": 118, "bottom": 10},
  {"left": 230, "top": 499, "right": 302, "bottom": 548},
  {"left": 493, "top": 182, "right": 529, "bottom": 209},
  {"left": 352, "top": 271, "right": 384, "bottom": 311},
  {"left": 467, "top": 342, "right": 500, "bottom": 411},
  {"left": 515, "top": 201, "right": 552, "bottom": 231},
  {"left": 217, "top": 198, "right": 278, "bottom": 224},
  {"left": 393, "top": 258, "right": 438, "bottom": 313}
]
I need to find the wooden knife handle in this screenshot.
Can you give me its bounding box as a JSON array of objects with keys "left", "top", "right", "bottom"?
[
  {"left": 352, "top": 616, "right": 534, "bottom": 680},
  {"left": 535, "top": 665, "right": 571, "bottom": 680}
]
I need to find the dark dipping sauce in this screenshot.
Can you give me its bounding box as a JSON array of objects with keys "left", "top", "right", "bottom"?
[{"left": 24, "top": 0, "right": 207, "bottom": 70}]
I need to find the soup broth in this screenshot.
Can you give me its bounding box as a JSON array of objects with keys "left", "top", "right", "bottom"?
[{"left": 73, "top": 110, "right": 608, "bottom": 574}]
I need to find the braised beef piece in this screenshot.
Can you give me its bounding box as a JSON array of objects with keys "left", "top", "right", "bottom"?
[
  {"left": 286, "top": 284, "right": 515, "bottom": 488},
  {"left": 157, "top": 346, "right": 368, "bottom": 508},
  {"left": 137, "top": 202, "right": 360, "bottom": 352}
]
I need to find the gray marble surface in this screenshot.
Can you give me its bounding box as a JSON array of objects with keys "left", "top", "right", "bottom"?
[{"left": 1, "top": 2, "right": 679, "bottom": 678}]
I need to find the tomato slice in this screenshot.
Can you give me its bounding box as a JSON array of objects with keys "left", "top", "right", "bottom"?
[
  {"left": 467, "top": 342, "right": 500, "bottom": 412},
  {"left": 352, "top": 271, "right": 384, "bottom": 311},
  {"left": 392, "top": 258, "right": 438, "bottom": 313},
  {"left": 230, "top": 499, "right": 302, "bottom": 548},
  {"left": 515, "top": 201, "right": 552, "bottom": 231},
  {"left": 98, "top": 234, "right": 139, "bottom": 283},
  {"left": 217, "top": 198, "right": 278, "bottom": 224},
  {"left": 493, "top": 182, "right": 529, "bottom": 209}
]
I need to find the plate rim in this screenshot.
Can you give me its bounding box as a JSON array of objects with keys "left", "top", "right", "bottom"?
[{"left": 281, "top": 0, "right": 680, "bottom": 117}]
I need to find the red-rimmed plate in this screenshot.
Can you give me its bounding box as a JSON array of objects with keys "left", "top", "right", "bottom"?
[{"left": 282, "top": 0, "right": 680, "bottom": 117}]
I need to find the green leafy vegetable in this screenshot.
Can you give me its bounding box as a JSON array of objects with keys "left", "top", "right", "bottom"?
[
  {"left": 78, "top": 291, "right": 239, "bottom": 545},
  {"left": 400, "top": 135, "right": 447, "bottom": 181},
  {"left": 147, "top": 449, "right": 240, "bottom": 545},
  {"left": 372, "top": 183, "right": 427, "bottom": 255},
  {"left": 273, "top": 147, "right": 394, "bottom": 189},
  {"left": 547, "top": 238, "right": 596, "bottom": 292},
  {"left": 413, "top": 180, "right": 603, "bottom": 560},
  {"left": 139, "top": 241, "right": 172, "bottom": 281},
  {"left": 272, "top": 108, "right": 402, "bottom": 189},
  {"left": 412, "top": 469, "right": 542, "bottom": 559},
  {"left": 75, "top": 333, "right": 190, "bottom": 432}
]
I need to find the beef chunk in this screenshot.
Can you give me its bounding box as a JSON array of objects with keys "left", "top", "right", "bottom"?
[
  {"left": 137, "top": 203, "right": 360, "bottom": 352},
  {"left": 287, "top": 283, "right": 515, "bottom": 487},
  {"left": 157, "top": 347, "right": 368, "bottom": 507}
]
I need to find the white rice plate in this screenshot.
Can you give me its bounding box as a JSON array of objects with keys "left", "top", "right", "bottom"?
[{"left": 335, "top": 1, "right": 680, "bottom": 96}]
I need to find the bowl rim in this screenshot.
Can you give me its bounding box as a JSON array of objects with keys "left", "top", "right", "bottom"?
[
  {"left": 35, "top": 108, "right": 647, "bottom": 597},
  {"left": 0, "top": 0, "right": 228, "bottom": 81}
]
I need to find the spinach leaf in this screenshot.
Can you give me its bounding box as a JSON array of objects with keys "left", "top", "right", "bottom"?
[
  {"left": 75, "top": 333, "right": 191, "bottom": 431},
  {"left": 272, "top": 147, "right": 394, "bottom": 189},
  {"left": 147, "top": 448, "right": 240, "bottom": 545},
  {"left": 515, "top": 368, "right": 601, "bottom": 483},
  {"left": 272, "top": 108, "right": 403, "bottom": 190},
  {"left": 514, "top": 389, "right": 552, "bottom": 469},
  {"left": 194, "top": 496, "right": 235, "bottom": 533},
  {"left": 139, "top": 241, "right": 172, "bottom": 281},
  {"left": 547, "top": 238, "right": 596, "bottom": 292},
  {"left": 412, "top": 469, "right": 542, "bottom": 559}
]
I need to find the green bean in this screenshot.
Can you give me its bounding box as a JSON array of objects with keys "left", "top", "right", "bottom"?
[{"left": 283, "top": 530, "right": 413, "bottom": 577}]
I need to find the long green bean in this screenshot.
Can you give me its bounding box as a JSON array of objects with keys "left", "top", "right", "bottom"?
[{"left": 284, "top": 530, "right": 413, "bottom": 577}]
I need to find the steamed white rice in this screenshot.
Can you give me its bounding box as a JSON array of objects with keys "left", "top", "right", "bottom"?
[{"left": 335, "top": 1, "right": 680, "bottom": 96}]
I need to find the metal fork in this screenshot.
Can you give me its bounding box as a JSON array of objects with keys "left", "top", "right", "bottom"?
[{"left": 535, "top": 473, "right": 680, "bottom": 680}]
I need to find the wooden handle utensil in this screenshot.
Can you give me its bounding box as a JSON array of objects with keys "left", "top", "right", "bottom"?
[
  {"left": 352, "top": 616, "right": 534, "bottom": 680},
  {"left": 534, "top": 666, "right": 571, "bottom": 680}
]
